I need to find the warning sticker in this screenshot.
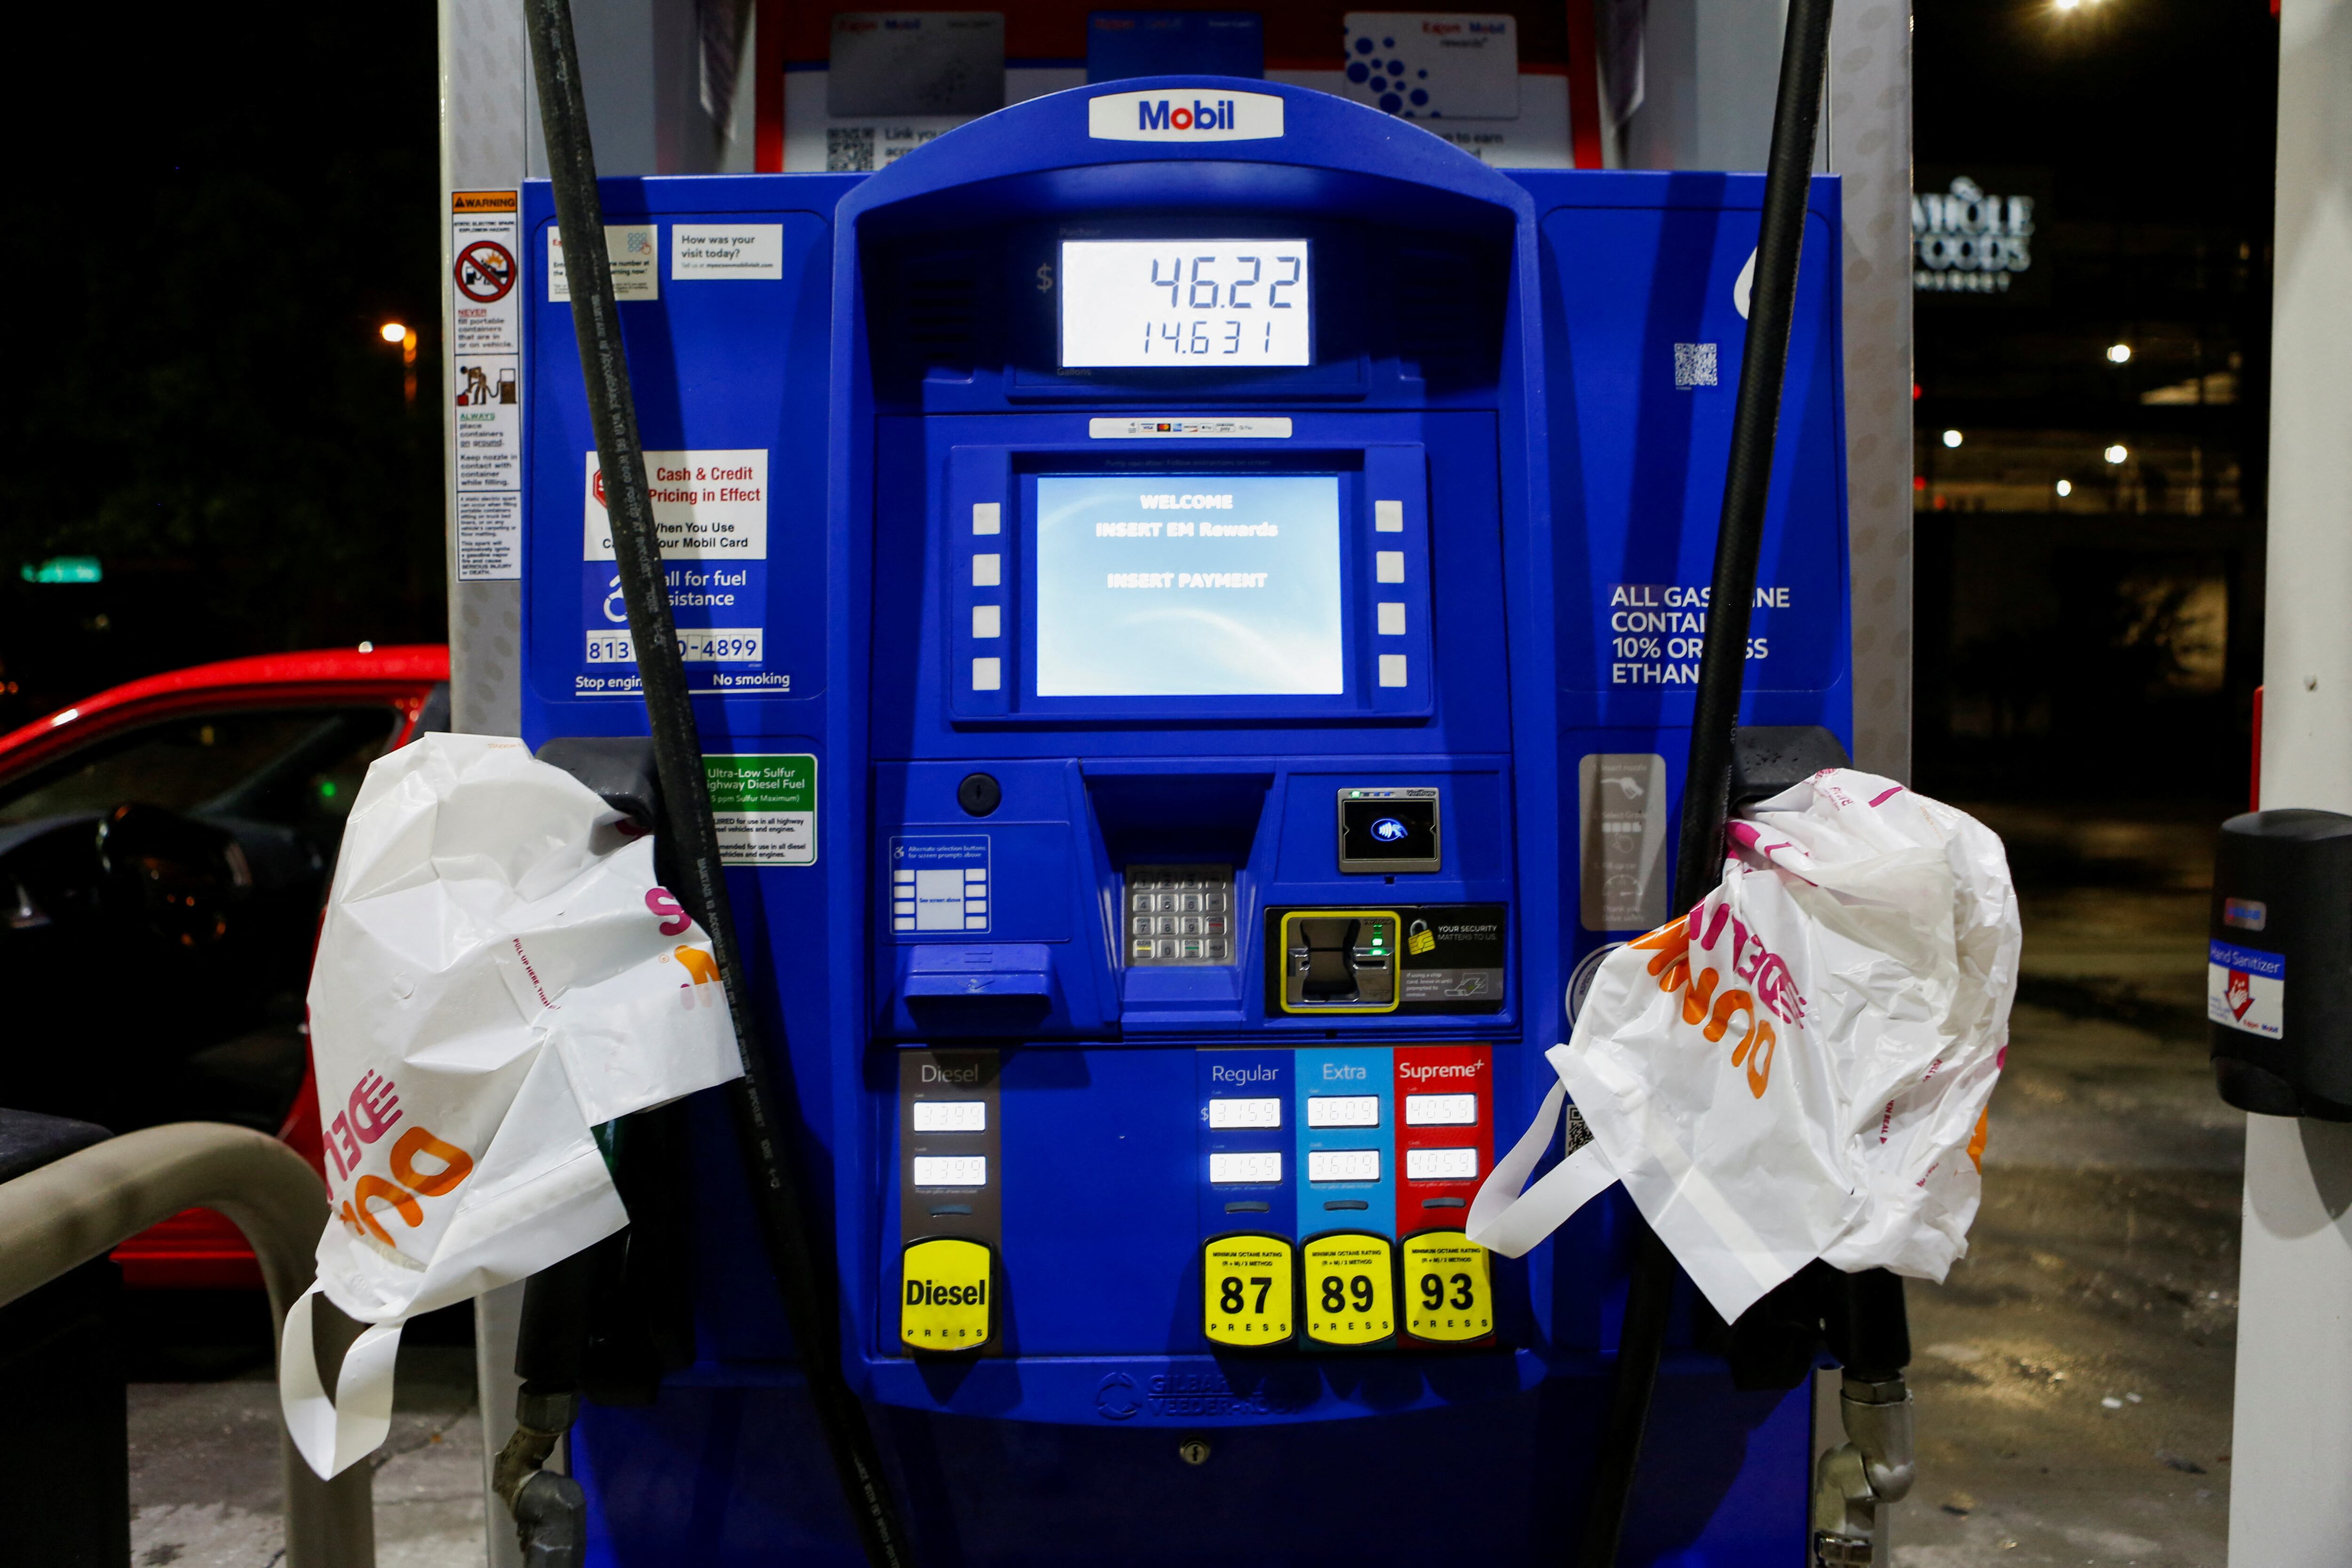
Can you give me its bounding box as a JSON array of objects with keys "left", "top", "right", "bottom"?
[
  {"left": 2209, "top": 939, "right": 2284, "bottom": 1040},
  {"left": 548, "top": 225, "right": 660, "bottom": 302},
  {"left": 706, "top": 754, "right": 816, "bottom": 866},
  {"left": 583, "top": 450, "right": 768, "bottom": 561},
  {"left": 450, "top": 190, "right": 523, "bottom": 581}
]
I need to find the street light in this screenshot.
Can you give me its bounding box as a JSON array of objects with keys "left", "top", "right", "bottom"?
[
  {"left": 1941, "top": 429, "right": 1963, "bottom": 449},
  {"left": 2104, "top": 443, "right": 2129, "bottom": 465},
  {"left": 2106, "top": 343, "right": 2132, "bottom": 364},
  {"left": 379, "top": 321, "right": 420, "bottom": 406},
  {"left": 2056, "top": 479, "right": 2073, "bottom": 497}
]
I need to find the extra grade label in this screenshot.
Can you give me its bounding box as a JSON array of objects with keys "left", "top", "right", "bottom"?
[{"left": 1302, "top": 1234, "right": 1394, "bottom": 1347}]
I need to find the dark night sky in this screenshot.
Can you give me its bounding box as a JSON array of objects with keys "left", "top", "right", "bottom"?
[{"left": 0, "top": 7, "right": 445, "bottom": 707}]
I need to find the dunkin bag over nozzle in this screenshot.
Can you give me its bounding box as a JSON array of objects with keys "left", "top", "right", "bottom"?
[
  {"left": 1468, "top": 769, "right": 2020, "bottom": 1323},
  {"left": 280, "top": 734, "right": 742, "bottom": 1478}
]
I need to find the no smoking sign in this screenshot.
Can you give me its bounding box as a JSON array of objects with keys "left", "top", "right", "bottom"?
[{"left": 455, "top": 240, "right": 516, "bottom": 303}]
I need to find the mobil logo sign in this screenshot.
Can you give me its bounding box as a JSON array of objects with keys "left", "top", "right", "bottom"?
[{"left": 1088, "top": 89, "right": 1285, "bottom": 143}]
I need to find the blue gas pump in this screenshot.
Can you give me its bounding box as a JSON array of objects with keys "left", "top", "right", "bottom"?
[{"left": 518, "top": 75, "right": 1851, "bottom": 1567}]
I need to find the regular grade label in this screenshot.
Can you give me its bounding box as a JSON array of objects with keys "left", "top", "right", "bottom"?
[
  {"left": 1402, "top": 1231, "right": 1494, "bottom": 1344},
  {"left": 1202, "top": 1235, "right": 1294, "bottom": 1346},
  {"left": 1302, "top": 1234, "right": 1394, "bottom": 1347}
]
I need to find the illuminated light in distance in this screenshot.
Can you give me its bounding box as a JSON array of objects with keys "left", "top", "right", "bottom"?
[
  {"left": 50, "top": 708, "right": 78, "bottom": 727},
  {"left": 2106, "top": 343, "right": 2132, "bottom": 364},
  {"left": 1941, "top": 429, "right": 1963, "bottom": 449},
  {"left": 2056, "top": 479, "right": 2073, "bottom": 497},
  {"left": 357, "top": 640, "right": 374, "bottom": 653},
  {"left": 2105, "top": 444, "right": 2129, "bottom": 465},
  {"left": 1913, "top": 475, "right": 1927, "bottom": 492},
  {"left": 380, "top": 322, "right": 407, "bottom": 344}
]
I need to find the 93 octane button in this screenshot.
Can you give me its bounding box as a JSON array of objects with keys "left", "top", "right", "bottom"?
[
  {"left": 1201, "top": 1235, "right": 1294, "bottom": 1346},
  {"left": 1402, "top": 1231, "right": 1493, "bottom": 1344}
]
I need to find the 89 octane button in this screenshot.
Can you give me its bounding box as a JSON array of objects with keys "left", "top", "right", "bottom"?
[
  {"left": 1401, "top": 1231, "right": 1494, "bottom": 1345},
  {"left": 1201, "top": 1235, "right": 1294, "bottom": 1346},
  {"left": 1301, "top": 1233, "right": 1395, "bottom": 1348}
]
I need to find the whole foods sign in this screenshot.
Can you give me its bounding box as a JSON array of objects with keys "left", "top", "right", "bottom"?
[{"left": 1914, "top": 167, "right": 2050, "bottom": 306}]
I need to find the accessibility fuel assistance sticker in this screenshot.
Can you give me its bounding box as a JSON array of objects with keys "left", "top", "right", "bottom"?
[{"left": 578, "top": 448, "right": 797, "bottom": 697}]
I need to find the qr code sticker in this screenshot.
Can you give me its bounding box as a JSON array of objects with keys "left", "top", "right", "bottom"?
[
  {"left": 1674, "top": 342, "right": 1719, "bottom": 389},
  {"left": 826, "top": 127, "right": 876, "bottom": 173}
]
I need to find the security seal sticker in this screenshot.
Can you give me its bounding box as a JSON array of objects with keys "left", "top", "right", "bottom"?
[
  {"left": 705, "top": 754, "right": 816, "bottom": 867},
  {"left": 2209, "top": 939, "right": 2284, "bottom": 1039},
  {"left": 1202, "top": 1235, "right": 1295, "bottom": 1347},
  {"left": 1401, "top": 1230, "right": 1493, "bottom": 1344},
  {"left": 1302, "top": 1233, "right": 1395, "bottom": 1347},
  {"left": 900, "top": 1236, "right": 993, "bottom": 1353}
]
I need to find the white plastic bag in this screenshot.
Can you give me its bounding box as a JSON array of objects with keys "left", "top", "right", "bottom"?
[
  {"left": 1469, "top": 768, "right": 2019, "bottom": 1322},
  {"left": 280, "top": 734, "right": 743, "bottom": 1478}
]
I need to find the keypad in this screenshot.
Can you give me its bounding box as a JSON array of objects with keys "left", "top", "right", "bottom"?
[{"left": 1121, "top": 864, "right": 1237, "bottom": 967}]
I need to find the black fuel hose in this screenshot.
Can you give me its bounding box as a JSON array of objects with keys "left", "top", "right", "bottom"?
[
  {"left": 520, "top": 5, "right": 919, "bottom": 1565},
  {"left": 1574, "top": 0, "right": 1836, "bottom": 1562}
]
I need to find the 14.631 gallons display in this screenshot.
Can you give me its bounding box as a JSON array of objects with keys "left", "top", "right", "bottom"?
[{"left": 1058, "top": 238, "right": 1311, "bottom": 367}]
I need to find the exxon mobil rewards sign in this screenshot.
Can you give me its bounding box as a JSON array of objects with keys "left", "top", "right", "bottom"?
[{"left": 1089, "top": 89, "right": 1284, "bottom": 143}]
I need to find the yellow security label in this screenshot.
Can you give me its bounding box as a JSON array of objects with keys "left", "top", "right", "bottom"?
[
  {"left": 900, "top": 1237, "right": 993, "bottom": 1353},
  {"left": 1302, "top": 1234, "right": 1395, "bottom": 1346},
  {"left": 1203, "top": 1235, "right": 1295, "bottom": 1346},
  {"left": 1403, "top": 1231, "right": 1494, "bottom": 1343}
]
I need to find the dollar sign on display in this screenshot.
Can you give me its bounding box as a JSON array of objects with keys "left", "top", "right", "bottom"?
[{"left": 1036, "top": 262, "right": 1053, "bottom": 293}]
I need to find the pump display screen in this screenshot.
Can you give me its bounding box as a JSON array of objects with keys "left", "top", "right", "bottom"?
[
  {"left": 1058, "top": 240, "right": 1311, "bottom": 367},
  {"left": 1033, "top": 474, "right": 1343, "bottom": 697}
]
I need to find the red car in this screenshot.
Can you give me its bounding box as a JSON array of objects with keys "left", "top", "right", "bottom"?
[{"left": 0, "top": 646, "right": 448, "bottom": 1286}]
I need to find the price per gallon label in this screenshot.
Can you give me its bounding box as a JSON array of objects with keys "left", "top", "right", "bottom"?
[
  {"left": 1201, "top": 1235, "right": 1295, "bottom": 1347},
  {"left": 1301, "top": 1233, "right": 1395, "bottom": 1348},
  {"left": 900, "top": 1237, "right": 994, "bottom": 1354},
  {"left": 1402, "top": 1231, "right": 1494, "bottom": 1344}
]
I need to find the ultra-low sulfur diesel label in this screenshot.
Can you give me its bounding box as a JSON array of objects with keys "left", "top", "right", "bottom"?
[
  {"left": 1302, "top": 1234, "right": 1394, "bottom": 1347},
  {"left": 1402, "top": 1231, "right": 1494, "bottom": 1344},
  {"left": 705, "top": 754, "right": 815, "bottom": 866},
  {"left": 900, "top": 1237, "right": 993, "bottom": 1352},
  {"left": 1202, "top": 1235, "right": 1294, "bottom": 1347}
]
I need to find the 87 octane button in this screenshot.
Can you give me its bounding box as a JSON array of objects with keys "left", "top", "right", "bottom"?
[
  {"left": 1401, "top": 1231, "right": 1494, "bottom": 1345},
  {"left": 1301, "top": 1234, "right": 1395, "bottom": 1348},
  {"left": 1202, "top": 1235, "right": 1294, "bottom": 1347}
]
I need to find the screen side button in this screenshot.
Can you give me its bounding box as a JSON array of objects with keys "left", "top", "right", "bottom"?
[{"left": 1375, "top": 500, "right": 1404, "bottom": 532}]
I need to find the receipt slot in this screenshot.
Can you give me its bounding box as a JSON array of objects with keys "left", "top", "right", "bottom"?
[{"left": 520, "top": 75, "right": 1852, "bottom": 1568}]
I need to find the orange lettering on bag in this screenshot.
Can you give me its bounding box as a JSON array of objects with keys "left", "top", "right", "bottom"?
[
  {"left": 353, "top": 1175, "right": 423, "bottom": 1243},
  {"left": 1732, "top": 1019, "right": 1777, "bottom": 1097},
  {"left": 390, "top": 1127, "right": 475, "bottom": 1197},
  {"left": 1967, "top": 1106, "right": 1990, "bottom": 1171},
  {"left": 1630, "top": 915, "right": 1692, "bottom": 993},
  {"left": 1682, "top": 966, "right": 1724, "bottom": 1025}
]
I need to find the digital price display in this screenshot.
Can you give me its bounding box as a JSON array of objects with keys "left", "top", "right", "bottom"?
[{"left": 1058, "top": 239, "right": 1311, "bottom": 367}]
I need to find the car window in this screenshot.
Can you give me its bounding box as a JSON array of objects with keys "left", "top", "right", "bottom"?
[{"left": 0, "top": 708, "right": 404, "bottom": 829}]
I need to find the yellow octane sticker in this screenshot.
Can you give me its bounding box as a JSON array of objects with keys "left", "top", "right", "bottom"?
[
  {"left": 1203, "top": 1235, "right": 1295, "bottom": 1346},
  {"left": 900, "top": 1237, "right": 993, "bottom": 1353},
  {"left": 1302, "top": 1234, "right": 1395, "bottom": 1346},
  {"left": 1403, "top": 1231, "right": 1494, "bottom": 1343}
]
